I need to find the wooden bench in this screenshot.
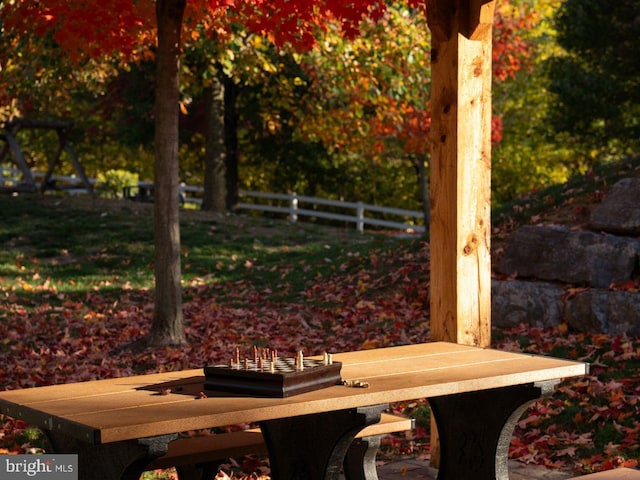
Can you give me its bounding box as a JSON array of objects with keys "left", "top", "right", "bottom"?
[
  {"left": 147, "top": 412, "right": 414, "bottom": 480},
  {"left": 570, "top": 468, "right": 640, "bottom": 479}
]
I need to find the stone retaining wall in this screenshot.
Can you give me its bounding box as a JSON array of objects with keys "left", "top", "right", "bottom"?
[{"left": 493, "top": 178, "right": 640, "bottom": 335}]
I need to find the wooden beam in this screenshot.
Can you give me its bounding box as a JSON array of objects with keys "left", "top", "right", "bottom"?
[
  {"left": 464, "top": 0, "right": 497, "bottom": 40},
  {"left": 426, "top": 0, "right": 494, "bottom": 348}
]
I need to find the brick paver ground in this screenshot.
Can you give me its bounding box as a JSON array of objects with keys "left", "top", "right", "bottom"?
[{"left": 376, "top": 458, "right": 573, "bottom": 479}]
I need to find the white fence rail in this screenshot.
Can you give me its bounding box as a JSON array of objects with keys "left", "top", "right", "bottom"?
[
  {"left": 235, "top": 190, "right": 425, "bottom": 234},
  {"left": 1, "top": 167, "right": 426, "bottom": 234},
  {"left": 173, "top": 185, "right": 425, "bottom": 234}
]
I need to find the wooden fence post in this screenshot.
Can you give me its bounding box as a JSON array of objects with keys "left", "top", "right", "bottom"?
[
  {"left": 356, "top": 202, "right": 365, "bottom": 233},
  {"left": 289, "top": 193, "right": 298, "bottom": 223}
]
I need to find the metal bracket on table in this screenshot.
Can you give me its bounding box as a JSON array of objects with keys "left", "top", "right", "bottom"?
[
  {"left": 259, "top": 403, "right": 389, "bottom": 480},
  {"left": 46, "top": 431, "right": 178, "bottom": 480},
  {"left": 429, "top": 380, "right": 559, "bottom": 480}
]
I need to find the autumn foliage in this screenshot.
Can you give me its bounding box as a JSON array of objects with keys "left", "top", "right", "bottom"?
[
  {"left": 2, "top": 0, "right": 532, "bottom": 154},
  {"left": 2, "top": 0, "right": 155, "bottom": 62},
  {"left": 2, "top": 0, "right": 422, "bottom": 61}
]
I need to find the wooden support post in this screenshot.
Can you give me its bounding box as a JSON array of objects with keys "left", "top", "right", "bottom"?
[
  {"left": 426, "top": 0, "right": 494, "bottom": 348},
  {"left": 425, "top": 0, "right": 495, "bottom": 468}
]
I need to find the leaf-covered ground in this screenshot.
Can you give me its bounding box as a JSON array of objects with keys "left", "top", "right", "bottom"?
[
  {"left": 0, "top": 211, "right": 432, "bottom": 479},
  {"left": 1, "top": 237, "right": 639, "bottom": 477},
  {"left": 2, "top": 155, "right": 640, "bottom": 478}
]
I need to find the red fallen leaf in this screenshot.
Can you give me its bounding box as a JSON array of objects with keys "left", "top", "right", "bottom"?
[
  {"left": 608, "top": 389, "right": 625, "bottom": 406},
  {"left": 239, "top": 455, "right": 270, "bottom": 474},
  {"left": 555, "top": 446, "right": 578, "bottom": 457},
  {"left": 608, "top": 280, "right": 638, "bottom": 291},
  {"left": 362, "top": 338, "right": 381, "bottom": 349},
  {"left": 517, "top": 414, "right": 540, "bottom": 429},
  {"left": 562, "top": 287, "right": 589, "bottom": 301}
]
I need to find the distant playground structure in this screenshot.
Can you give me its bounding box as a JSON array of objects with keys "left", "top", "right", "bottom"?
[{"left": 0, "top": 118, "right": 93, "bottom": 194}]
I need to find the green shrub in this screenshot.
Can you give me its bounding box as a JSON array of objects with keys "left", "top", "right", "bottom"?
[{"left": 96, "top": 169, "right": 139, "bottom": 198}]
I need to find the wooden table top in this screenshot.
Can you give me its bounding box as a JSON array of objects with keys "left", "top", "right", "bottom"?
[{"left": 0, "top": 342, "right": 587, "bottom": 444}]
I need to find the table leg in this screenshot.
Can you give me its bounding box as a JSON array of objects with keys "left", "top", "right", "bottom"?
[
  {"left": 46, "top": 431, "right": 177, "bottom": 480},
  {"left": 259, "top": 404, "right": 388, "bottom": 480},
  {"left": 342, "top": 435, "right": 383, "bottom": 480},
  {"left": 429, "top": 381, "right": 558, "bottom": 480}
]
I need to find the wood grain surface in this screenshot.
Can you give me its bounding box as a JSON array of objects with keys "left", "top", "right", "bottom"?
[{"left": 0, "top": 342, "right": 587, "bottom": 444}]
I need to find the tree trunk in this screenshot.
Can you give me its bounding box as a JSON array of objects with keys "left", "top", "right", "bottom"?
[
  {"left": 148, "top": 0, "right": 187, "bottom": 346},
  {"left": 224, "top": 74, "right": 239, "bottom": 210},
  {"left": 201, "top": 68, "right": 227, "bottom": 213},
  {"left": 415, "top": 154, "right": 430, "bottom": 235}
]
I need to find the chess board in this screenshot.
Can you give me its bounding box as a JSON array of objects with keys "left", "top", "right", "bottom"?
[{"left": 204, "top": 356, "right": 342, "bottom": 398}]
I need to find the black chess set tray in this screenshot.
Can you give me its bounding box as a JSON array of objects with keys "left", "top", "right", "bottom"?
[{"left": 204, "top": 355, "right": 342, "bottom": 398}]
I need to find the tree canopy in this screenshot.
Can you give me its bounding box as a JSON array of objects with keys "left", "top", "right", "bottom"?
[
  {"left": 2, "top": 0, "right": 537, "bottom": 209},
  {"left": 546, "top": 0, "right": 640, "bottom": 161},
  {"left": 1, "top": 0, "right": 426, "bottom": 346}
]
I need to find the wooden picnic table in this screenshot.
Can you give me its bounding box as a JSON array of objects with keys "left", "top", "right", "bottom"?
[{"left": 0, "top": 342, "right": 588, "bottom": 480}]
